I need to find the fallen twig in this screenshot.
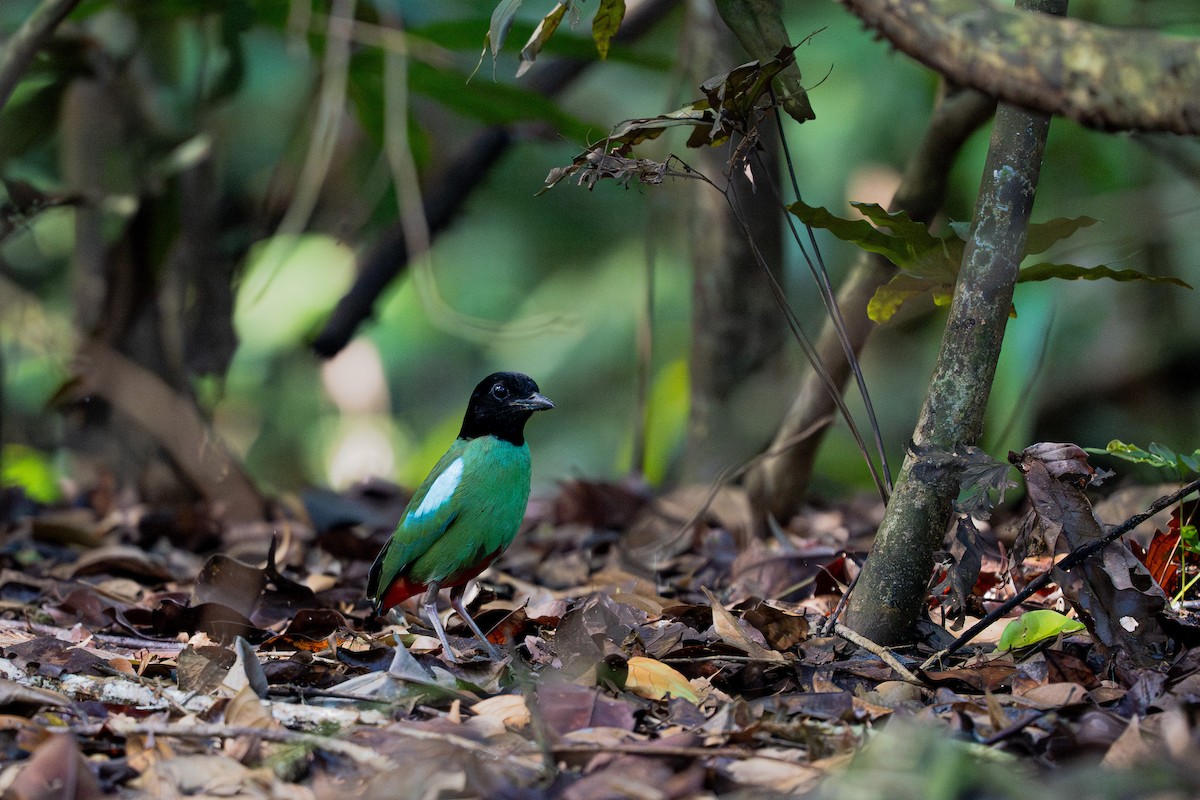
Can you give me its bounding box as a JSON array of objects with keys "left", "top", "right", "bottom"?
[
  {"left": 0, "top": 618, "right": 187, "bottom": 654},
  {"left": 109, "top": 719, "right": 545, "bottom": 773},
  {"left": 660, "top": 655, "right": 796, "bottom": 665},
  {"left": 820, "top": 568, "right": 860, "bottom": 636},
  {"left": 551, "top": 742, "right": 795, "bottom": 763},
  {"left": 102, "top": 721, "right": 397, "bottom": 771},
  {"left": 832, "top": 623, "right": 921, "bottom": 684}
]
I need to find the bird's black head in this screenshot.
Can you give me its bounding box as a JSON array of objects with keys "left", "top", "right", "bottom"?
[{"left": 459, "top": 372, "right": 554, "bottom": 445}]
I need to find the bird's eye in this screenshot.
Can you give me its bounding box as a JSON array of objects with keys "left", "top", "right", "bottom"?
[{"left": 490, "top": 383, "right": 509, "bottom": 400}]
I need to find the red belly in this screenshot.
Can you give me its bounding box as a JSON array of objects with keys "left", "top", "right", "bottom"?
[{"left": 376, "top": 547, "right": 504, "bottom": 612}]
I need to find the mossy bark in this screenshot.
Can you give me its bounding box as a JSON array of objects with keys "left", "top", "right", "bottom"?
[{"left": 839, "top": 0, "right": 1200, "bottom": 134}]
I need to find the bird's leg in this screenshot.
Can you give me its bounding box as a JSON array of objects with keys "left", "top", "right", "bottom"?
[
  {"left": 449, "top": 582, "right": 503, "bottom": 661},
  {"left": 420, "top": 582, "right": 458, "bottom": 663}
]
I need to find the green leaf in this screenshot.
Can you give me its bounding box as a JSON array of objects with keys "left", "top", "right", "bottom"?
[
  {"left": 1022, "top": 216, "right": 1099, "bottom": 255},
  {"left": 1018, "top": 262, "right": 1192, "bottom": 289},
  {"left": 350, "top": 49, "right": 597, "bottom": 143},
  {"left": 0, "top": 81, "right": 68, "bottom": 161},
  {"left": 2, "top": 444, "right": 62, "bottom": 504},
  {"left": 794, "top": 201, "right": 962, "bottom": 279},
  {"left": 868, "top": 273, "right": 936, "bottom": 323},
  {"left": 592, "top": 0, "right": 626, "bottom": 59},
  {"left": 1085, "top": 439, "right": 1163, "bottom": 466},
  {"left": 517, "top": 2, "right": 568, "bottom": 78},
  {"left": 1150, "top": 442, "right": 1178, "bottom": 463},
  {"left": 1084, "top": 439, "right": 1200, "bottom": 475},
  {"left": 414, "top": 19, "right": 669, "bottom": 69},
  {"left": 790, "top": 201, "right": 965, "bottom": 322},
  {"left": 793, "top": 202, "right": 1186, "bottom": 321},
  {"left": 853, "top": 202, "right": 936, "bottom": 243},
  {"left": 789, "top": 201, "right": 911, "bottom": 265},
  {"left": 1181, "top": 525, "right": 1200, "bottom": 554},
  {"left": 996, "top": 609, "right": 1086, "bottom": 652},
  {"left": 489, "top": 0, "right": 523, "bottom": 57}
]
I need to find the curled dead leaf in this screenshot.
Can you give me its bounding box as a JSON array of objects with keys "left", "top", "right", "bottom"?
[
  {"left": 1019, "top": 442, "right": 1095, "bottom": 481},
  {"left": 703, "top": 588, "right": 785, "bottom": 663},
  {"left": 471, "top": 694, "right": 531, "bottom": 729}
]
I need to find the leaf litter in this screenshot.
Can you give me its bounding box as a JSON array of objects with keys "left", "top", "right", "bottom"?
[{"left": 1, "top": 443, "right": 1200, "bottom": 797}]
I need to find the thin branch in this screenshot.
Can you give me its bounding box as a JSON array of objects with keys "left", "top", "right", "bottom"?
[
  {"left": 108, "top": 720, "right": 542, "bottom": 773},
  {"left": 311, "top": 0, "right": 681, "bottom": 357},
  {"left": 819, "top": 569, "right": 859, "bottom": 636},
  {"left": 766, "top": 91, "right": 892, "bottom": 494},
  {"left": 0, "top": 618, "right": 184, "bottom": 652},
  {"left": 0, "top": 0, "right": 81, "bottom": 114},
  {"left": 107, "top": 722, "right": 396, "bottom": 771},
  {"left": 258, "top": 0, "right": 356, "bottom": 279},
  {"left": 661, "top": 654, "right": 794, "bottom": 665},
  {"left": 720, "top": 171, "right": 891, "bottom": 503}
]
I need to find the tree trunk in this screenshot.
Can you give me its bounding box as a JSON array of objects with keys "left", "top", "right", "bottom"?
[
  {"left": 682, "top": 0, "right": 785, "bottom": 483},
  {"left": 843, "top": 0, "right": 1066, "bottom": 646}
]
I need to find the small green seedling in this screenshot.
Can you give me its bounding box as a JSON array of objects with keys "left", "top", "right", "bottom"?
[{"left": 996, "top": 609, "right": 1086, "bottom": 652}]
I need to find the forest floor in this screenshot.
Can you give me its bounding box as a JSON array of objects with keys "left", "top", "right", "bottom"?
[{"left": 0, "top": 459, "right": 1198, "bottom": 800}]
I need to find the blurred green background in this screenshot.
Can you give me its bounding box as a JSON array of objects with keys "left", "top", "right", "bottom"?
[{"left": 2, "top": 0, "right": 1198, "bottom": 508}]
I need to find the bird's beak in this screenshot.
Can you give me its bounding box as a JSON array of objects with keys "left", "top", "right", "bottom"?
[{"left": 513, "top": 392, "right": 554, "bottom": 411}]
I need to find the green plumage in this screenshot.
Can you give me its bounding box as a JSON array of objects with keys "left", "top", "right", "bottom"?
[{"left": 370, "top": 435, "right": 531, "bottom": 601}]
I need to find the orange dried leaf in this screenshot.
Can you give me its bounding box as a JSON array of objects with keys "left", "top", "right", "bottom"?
[
  {"left": 624, "top": 656, "right": 699, "bottom": 704},
  {"left": 1133, "top": 529, "right": 1181, "bottom": 594}
]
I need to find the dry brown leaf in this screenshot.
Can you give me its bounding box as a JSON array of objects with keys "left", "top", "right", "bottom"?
[
  {"left": 7, "top": 733, "right": 102, "bottom": 800},
  {"left": 0, "top": 679, "right": 70, "bottom": 712},
  {"left": 721, "top": 751, "right": 824, "bottom": 794},
  {"left": 1101, "top": 715, "right": 1153, "bottom": 768},
  {"left": 224, "top": 685, "right": 277, "bottom": 729},
  {"left": 124, "top": 731, "right": 178, "bottom": 775},
  {"left": 703, "top": 588, "right": 784, "bottom": 663},
  {"left": 472, "top": 694, "right": 531, "bottom": 729},
  {"left": 849, "top": 695, "right": 896, "bottom": 720},
  {"left": 558, "top": 727, "right": 642, "bottom": 747},
  {"left": 741, "top": 601, "right": 810, "bottom": 650},
  {"left": 132, "top": 754, "right": 262, "bottom": 797},
  {"left": 1015, "top": 682, "right": 1090, "bottom": 707}
]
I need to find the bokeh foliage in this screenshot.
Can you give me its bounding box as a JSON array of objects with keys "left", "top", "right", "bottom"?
[{"left": 2, "top": 0, "right": 1198, "bottom": 504}]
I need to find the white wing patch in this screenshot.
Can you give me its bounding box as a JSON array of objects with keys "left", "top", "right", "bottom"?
[{"left": 408, "top": 457, "right": 464, "bottom": 520}]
